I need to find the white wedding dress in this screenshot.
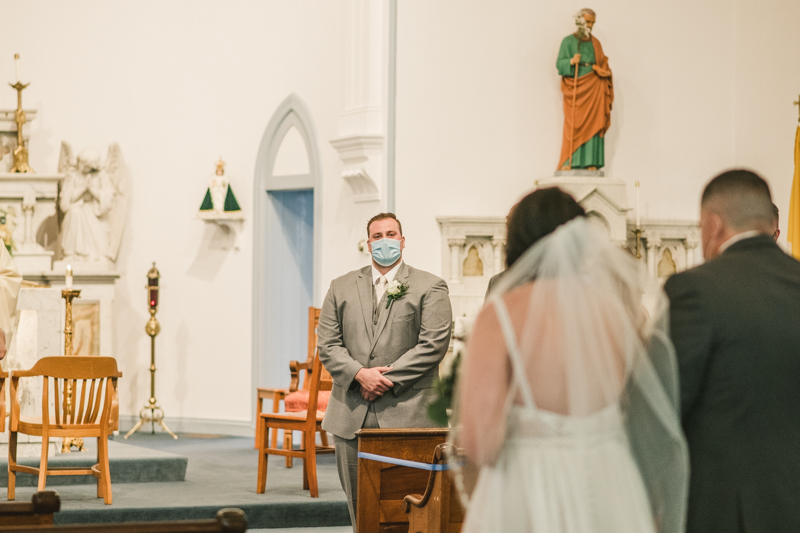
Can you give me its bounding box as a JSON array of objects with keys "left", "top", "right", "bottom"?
[
  {"left": 461, "top": 300, "right": 656, "bottom": 533},
  {"left": 451, "top": 218, "right": 688, "bottom": 533}
]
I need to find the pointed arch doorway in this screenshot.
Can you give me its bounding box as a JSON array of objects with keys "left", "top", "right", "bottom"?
[{"left": 253, "top": 95, "right": 322, "bottom": 404}]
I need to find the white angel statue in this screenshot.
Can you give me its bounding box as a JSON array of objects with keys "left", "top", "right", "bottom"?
[{"left": 57, "top": 142, "right": 129, "bottom": 268}]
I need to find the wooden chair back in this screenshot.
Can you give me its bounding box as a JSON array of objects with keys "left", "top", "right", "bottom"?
[
  {"left": 293, "top": 307, "right": 321, "bottom": 393},
  {"left": 10, "top": 357, "right": 121, "bottom": 433},
  {"left": 306, "top": 351, "right": 332, "bottom": 414}
]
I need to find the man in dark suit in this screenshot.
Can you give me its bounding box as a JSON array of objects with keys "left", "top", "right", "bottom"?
[{"left": 664, "top": 169, "right": 800, "bottom": 533}]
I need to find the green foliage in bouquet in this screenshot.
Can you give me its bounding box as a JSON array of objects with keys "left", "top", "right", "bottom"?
[{"left": 427, "top": 351, "right": 462, "bottom": 427}]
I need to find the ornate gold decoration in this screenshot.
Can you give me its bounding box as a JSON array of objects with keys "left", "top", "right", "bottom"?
[
  {"left": 631, "top": 227, "right": 644, "bottom": 260},
  {"left": 9, "top": 55, "right": 34, "bottom": 173},
  {"left": 124, "top": 263, "right": 177, "bottom": 440},
  {"left": 794, "top": 94, "right": 800, "bottom": 123},
  {"left": 215, "top": 157, "right": 225, "bottom": 176},
  {"left": 61, "top": 288, "right": 86, "bottom": 453}
]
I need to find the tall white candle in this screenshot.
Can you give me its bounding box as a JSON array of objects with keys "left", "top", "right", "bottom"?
[
  {"left": 635, "top": 181, "right": 641, "bottom": 228},
  {"left": 66, "top": 264, "right": 73, "bottom": 290},
  {"left": 14, "top": 54, "right": 20, "bottom": 83}
]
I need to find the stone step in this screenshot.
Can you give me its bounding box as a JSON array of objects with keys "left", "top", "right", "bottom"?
[{"left": 0, "top": 437, "right": 187, "bottom": 486}]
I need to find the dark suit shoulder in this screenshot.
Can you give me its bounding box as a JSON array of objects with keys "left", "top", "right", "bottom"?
[
  {"left": 664, "top": 260, "right": 715, "bottom": 298},
  {"left": 665, "top": 239, "right": 800, "bottom": 323}
]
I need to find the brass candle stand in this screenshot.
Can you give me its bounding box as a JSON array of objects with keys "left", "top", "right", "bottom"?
[
  {"left": 9, "top": 56, "right": 34, "bottom": 173},
  {"left": 124, "top": 263, "right": 177, "bottom": 440},
  {"left": 61, "top": 289, "right": 86, "bottom": 452},
  {"left": 632, "top": 227, "right": 644, "bottom": 260}
]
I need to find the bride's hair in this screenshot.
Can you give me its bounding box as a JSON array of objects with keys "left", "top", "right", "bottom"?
[{"left": 505, "top": 187, "right": 585, "bottom": 267}]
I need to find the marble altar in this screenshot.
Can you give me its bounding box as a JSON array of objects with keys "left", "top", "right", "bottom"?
[
  {"left": 438, "top": 173, "right": 699, "bottom": 320},
  {"left": 0, "top": 287, "right": 63, "bottom": 457}
]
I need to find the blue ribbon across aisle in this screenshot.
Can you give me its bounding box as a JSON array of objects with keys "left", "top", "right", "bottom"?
[{"left": 357, "top": 451, "right": 451, "bottom": 471}]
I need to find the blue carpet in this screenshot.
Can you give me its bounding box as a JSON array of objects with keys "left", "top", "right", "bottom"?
[{"left": 9, "top": 433, "right": 352, "bottom": 529}]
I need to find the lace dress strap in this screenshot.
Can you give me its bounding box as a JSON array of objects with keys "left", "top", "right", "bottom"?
[{"left": 493, "top": 298, "right": 537, "bottom": 411}]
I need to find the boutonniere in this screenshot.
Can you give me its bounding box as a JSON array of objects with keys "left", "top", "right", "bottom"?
[{"left": 385, "top": 280, "right": 409, "bottom": 308}]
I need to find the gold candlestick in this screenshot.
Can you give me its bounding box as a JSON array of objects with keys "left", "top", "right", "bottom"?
[
  {"left": 62, "top": 289, "right": 80, "bottom": 356},
  {"left": 61, "top": 288, "right": 85, "bottom": 452},
  {"left": 9, "top": 56, "right": 34, "bottom": 173},
  {"left": 632, "top": 227, "right": 644, "bottom": 260},
  {"left": 125, "top": 263, "right": 177, "bottom": 440}
]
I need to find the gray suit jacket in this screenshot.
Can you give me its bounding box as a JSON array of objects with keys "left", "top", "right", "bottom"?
[
  {"left": 664, "top": 235, "right": 800, "bottom": 533},
  {"left": 319, "top": 262, "right": 453, "bottom": 439}
]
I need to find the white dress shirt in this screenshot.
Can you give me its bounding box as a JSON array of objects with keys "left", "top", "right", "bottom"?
[
  {"left": 718, "top": 231, "right": 762, "bottom": 255},
  {"left": 372, "top": 261, "right": 403, "bottom": 303}
]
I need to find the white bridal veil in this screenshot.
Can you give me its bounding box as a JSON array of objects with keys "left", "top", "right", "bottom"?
[{"left": 448, "top": 217, "right": 688, "bottom": 533}]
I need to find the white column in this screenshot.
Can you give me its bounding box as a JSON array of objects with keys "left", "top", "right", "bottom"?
[
  {"left": 646, "top": 238, "right": 661, "bottom": 279},
  {"left": 330, "top": 0, "right": 389, "bottom": 204},
  {"left": 21, "top": 186, "right": 36, "bottom": 250},
  {"left": 448, "top": 238, "right": 465, "bottom": 283},
  {"left": 684, "top": 241, "right": 699, "bottom": 269}
]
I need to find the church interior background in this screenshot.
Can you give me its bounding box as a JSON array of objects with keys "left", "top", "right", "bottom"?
[{"left": 0, "top": 0, "right": 798, "bottom": 444}]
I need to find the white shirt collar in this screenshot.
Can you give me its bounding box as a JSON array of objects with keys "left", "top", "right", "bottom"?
[
  {"left": 372, "top": 261, "right": 403, "bottom": 285},
  {"left": 718, "top": 230, "right": 762, "bottom": 254}
]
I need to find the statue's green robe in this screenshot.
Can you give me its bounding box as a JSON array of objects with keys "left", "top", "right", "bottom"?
[{"left": 556, "top": 35, "right": 613, "bottom": 169}]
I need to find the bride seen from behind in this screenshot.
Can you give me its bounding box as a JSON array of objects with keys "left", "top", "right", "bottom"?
[{"left": 450, "top": 187, "right": 688, "bottom": 533}]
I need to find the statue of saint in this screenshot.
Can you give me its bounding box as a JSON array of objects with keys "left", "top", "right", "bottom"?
[
  {"left": 556, "top": 8, "right": 613, "bottom": 171},
  {"left": 57, "top": 142, "right": 129, "bottom": 268}
]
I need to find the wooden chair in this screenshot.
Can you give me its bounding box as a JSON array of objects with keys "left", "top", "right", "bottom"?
[
  {"left": 0, "top": 490, "right": 60, "bottom": 526},
  {"left": 7, "top": 356, "right": 122, "bottom": 505},
  {"left": 256, "top": 351, "right": 334, "bottom": 497},
  {"left": 255, "top": 307, "right": 330, "bottom": 467},
  {"left": 0, "top": 507, "right": 247, "bottom": 532}
]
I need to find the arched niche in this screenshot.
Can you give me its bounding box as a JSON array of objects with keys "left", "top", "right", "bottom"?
[
  {"left": 463, "top": 245, "right": 484, "bottom": 277},
  {"left": 658, "top": 247, "right": 677, "bottom": 278},
  {"left": 252, "top": 94, "right": 323, "bottom": 407},
  {"left": 586, "top": 210, "right": 612, "bottom": 239}
]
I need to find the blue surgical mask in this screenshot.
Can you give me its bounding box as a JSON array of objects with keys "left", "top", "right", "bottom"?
[{"left": 371, "top": 238, "right": 402, "bottom": 267}]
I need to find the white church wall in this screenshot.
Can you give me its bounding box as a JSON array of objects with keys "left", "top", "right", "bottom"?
[
  {"left": 0, "top": 0, "right": 357, "bottom": 430},
  {"left": 1, "top": 0, "right": 796, "bottom": 434},
  {"left": 733, "top": 0, "right": 800, "bottom": 248},
  {"left": 395, "top": 0, "right": 737, "bottom": 277}
]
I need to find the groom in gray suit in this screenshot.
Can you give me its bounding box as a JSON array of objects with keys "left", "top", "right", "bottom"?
[{"left": 319, "top": 212, "right": 452, "bottom": 530}]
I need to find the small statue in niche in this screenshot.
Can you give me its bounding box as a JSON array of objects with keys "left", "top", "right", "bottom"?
[
  {"left": 462, "top": 246, "right": 484, "bottom": 277},
  {"left": 57, "top": 142, "right": 129, "bottom": 268},
  {"left": 198, "top": 158, "right": 243, "bottom": 218},
  {"left": 658, "top": 248, "right": 677, "bottom": 278},
  {"left": 556, "top": 8, "right": 613, "bottom": 171}
]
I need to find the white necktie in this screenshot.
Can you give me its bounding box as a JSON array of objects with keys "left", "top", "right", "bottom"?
[{"left": 375, "top": 276, "right": 387, "bottom": 304}]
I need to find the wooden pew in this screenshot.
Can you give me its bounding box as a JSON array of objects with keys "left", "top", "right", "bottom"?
[
  {"left": 0, "top": 491, "right": 60, "bottom": 526},
  {"left": 356, "top": 428, "right": 449, "bottom": 533},
  {"left": 403, "top": 444, "right": 464, "bottom": 533},
  {"left": 0, "top": 507, "right": 247, "bottom": 532}
]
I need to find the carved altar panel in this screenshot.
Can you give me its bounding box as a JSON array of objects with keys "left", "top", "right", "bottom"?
[
  {"left": 0, "top": 174, "right": 64, "bottom": 272},
  {"left": 437, "top": 216, "right": 505, "bottom": 319}
]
